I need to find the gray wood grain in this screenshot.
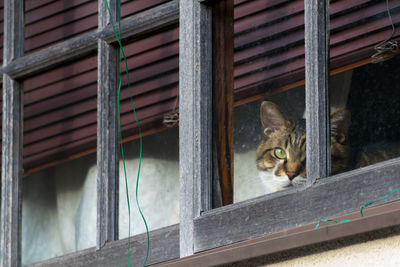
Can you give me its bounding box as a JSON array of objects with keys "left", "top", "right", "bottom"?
[
  {"left": 25, "top": 224, "right": 179, "bottom": 267},
  {"left": 193, "top": 157, "right": 400, "bottom": 252},
  {"left": 3, "top": 0, "right": 179, "bottom": 80},
  {"left": 179, "top": 0, "right": 213, "bottom": 257},
  {"left": 96, "top": 0, "right": 119, "bottom": 250},
  {"left": 1, "top": 1, "right": 24, "bottom": 266},
  {"left": 304, "top": 0, "right": 330, "bottom": 185},
  {"left": 101, "top": 0, "right": 179, "bottom": 44}
]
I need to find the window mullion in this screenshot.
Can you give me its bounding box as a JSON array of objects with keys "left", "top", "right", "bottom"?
[
  {"left": 96, "top": 0, "right": 119, "bottom": 249},
  {"left": 1, "top": 0, "right": 24, "bottom": 266},
  {"left": 211, "top": 0, "right": 234, "bottom": 208},
  {"left": 179, "top": 0, "right": 213, "bottom": 257},
  {"left": 305, "top": 0, "right": 330, "bottom": 185}
]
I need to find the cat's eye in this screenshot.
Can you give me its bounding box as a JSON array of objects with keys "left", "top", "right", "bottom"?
[{"left": 274, "top": 148, "right": 286, "bottom": 159}]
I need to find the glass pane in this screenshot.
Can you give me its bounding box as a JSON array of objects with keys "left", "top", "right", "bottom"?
[
  {"left": 118, "top": 126, "right": 179, "bottom": 238},
  {"left": 234, "top": 86, "right": 305, "bottom": 203},
  {"left": 233, "top": 0, "right": 306, "bottom": 202},
  {"left": 330, "top": 57, "right": 400, "bottom": 173},
  {"left": 22, "top": 154, "right": 97, "bottom": 265},
  {"left": 21, "top": 55, "right": 97, "bottom": 265}
]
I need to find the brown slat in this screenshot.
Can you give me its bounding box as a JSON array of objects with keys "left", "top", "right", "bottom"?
[
  {"left": 24, "top": 122, "right": 97, "bottom": 157},
  {"left": 25, "top": 85, "right": 177, "bottom": 146},
  {"left": 118, "top": 84, "right": 178, "bottom": 116},
  {"left": 331, "top": 9, "right": 400, "bottom": 46},
  {"left": 119, "top": 71, "right": 178, "bottom": 102},
  {"left": 25, "top": 0, "right": 58, "bottom": 12},
  {"left": 25, "top": 1, "right": 97, "bottom": 38},
  {"left": 122, "top": 27, "right": 179, "bottom": 56},
  {"left": 235, "top": 11, "right": 303, "bottom": 49},
  {"left": 23, "top": 56, "right": 96, "bottom": 92},
  {"left": 235, "top": 29, "right": 303, "bottom": 63},
  {"left": 233, "top": 1, "right": 400, "bottom": 84},
  {"left": 331, "top": 0, "right": 400, "bottom": 31},
  {"left": 234, "top": 0, "right": 380, "bottom": 50},
  {"left": 24, "top": 97, "right": 96, "bottom": 132},
  {"left": 25, "top": 14, "right": 97, "bottom": 52},
  {"left": 234, "top": 0, "right": 303, "bottom": 34},
  {"left": 119, "top": 96, "right": 178, "bottom": 131},
  {"left": 24, "top": 91, "right": 177, "bottom": 160},
  {"left": 234, "top": 0, "right": 251, "bottom": 6},
  {"left": 125, "top": 41, "right": 178, "bottom": 72},
  {"left": 235, "top": 56, "right": 304, "bottom": 90},
  {"left": 120, "top": 56, "right": 178, "bottom": 89},
  {"left": 330, "top": 0, "right": 372, "bottom": 15},
  {"left": 120, "top": 0, "right": 170, "bottom": 18},
  {"left": 24, "top": 70, "right": 97, "bottom": 106},
  {"left": 24, "top": 134, "right": 97, "bottom": 169},
  {"left": 24, "top": 82, "right": 97, "bottom": 119},
  {"left": 24, "top": 110, "right": 96, "bottom": 145},
  {"left": 25, "top": 0, "right": 94, "bottom": 25},
  {"left": 234, "top": 0, "right": 290, "bottom": 20}
]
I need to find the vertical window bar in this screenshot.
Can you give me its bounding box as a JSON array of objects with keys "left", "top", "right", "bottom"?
[
  {"left": 305, "top": 0, "right": 330, "bottom": 186},
  {"left": 179, "top": 0, "right": 212, "bottom": 257},
  {"left": 97, "top": 0, "right": 119, "bottom": 249},
  {"left": 1, "top": 0, "right": 24, "bottom": 266},
  {"left": 211, "top": 0, "right": 234, "bottom": 208}
]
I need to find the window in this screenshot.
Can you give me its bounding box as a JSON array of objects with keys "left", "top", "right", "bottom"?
[{"left": 1, "top": 0, "right": 400, "bottom": 266}]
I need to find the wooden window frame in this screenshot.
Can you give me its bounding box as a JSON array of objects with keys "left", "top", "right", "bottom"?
[{"left": 1, "top": 0, "right": 400, "bottom": 266}]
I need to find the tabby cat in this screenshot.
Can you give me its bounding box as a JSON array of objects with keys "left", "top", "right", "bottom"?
[{"left": 256, "top": 101, "right": 352, "bottom": 192}]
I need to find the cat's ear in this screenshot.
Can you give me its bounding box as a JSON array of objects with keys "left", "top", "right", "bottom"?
[
  {"left": 330, "top": 109, "right": 351, "bottom": 144},
  {"left": 260, "top": 101, "right": 290, "bottom": 136}
]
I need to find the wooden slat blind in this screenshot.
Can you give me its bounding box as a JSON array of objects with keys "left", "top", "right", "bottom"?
[
  {"left": 234, "top": 0, "right": 400, "bottom": 101},
  {"left": 23, "top": 55, "right": 98, "bottom": 169},
  {"left": 120, "top": 0, "right": 171, "bottom": 18},
  {"left": 118, "top": 26, "right": 179, "bottom": 138},
  {"left": 24, "top": 0, "right": 98, "bottom": 53}
]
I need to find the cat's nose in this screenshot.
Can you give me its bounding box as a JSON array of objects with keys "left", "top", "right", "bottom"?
[{"left": 286, "top": 171, "right": 299, "bottom": 180}]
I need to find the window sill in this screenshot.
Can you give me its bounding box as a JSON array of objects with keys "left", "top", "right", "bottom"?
[{"left": 152, "top": 200, "right": 400, "bottom": 267}]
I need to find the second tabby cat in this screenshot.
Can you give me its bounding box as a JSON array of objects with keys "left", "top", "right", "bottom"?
[{"left": 256, "top": 101, "right": 352, "bottom": 192}]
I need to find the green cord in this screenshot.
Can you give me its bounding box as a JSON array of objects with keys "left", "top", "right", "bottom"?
[
  {"left": 315, "top": 187, "right": 400, "bottom": 229},
  {"left": 360, "top": 187, "right": 400, "bottom": 217},
  {"left": 314, "top": 219, "right": 350, "bottom": 230},
  {"left": 104, "top": 1, "right": 150, "bottom": 266}
]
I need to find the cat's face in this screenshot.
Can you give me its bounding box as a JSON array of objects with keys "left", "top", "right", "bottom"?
[{"left": 256, "top": 101, "right": 351, "bottom": 192}]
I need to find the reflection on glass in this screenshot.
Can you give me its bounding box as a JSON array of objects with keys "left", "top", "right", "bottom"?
[
  {"left": 234, "top": 86, "right": 305, "bottom": 202},
  {"left": 22, "top": 153, "right": 97, "bottom": 265},
  {"left": 332, "top": 57, "right": 400, "bottom": 172},
  {"left": 118, "top": 126, "right": 179, "bottom": 239}
]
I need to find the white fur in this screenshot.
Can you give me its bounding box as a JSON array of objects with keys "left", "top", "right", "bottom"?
[{"left": 258, "top": 162, "right": 307, "bottom": 193}]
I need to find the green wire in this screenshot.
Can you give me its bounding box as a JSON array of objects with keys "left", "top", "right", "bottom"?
[
  {"left": 104, "top": 1, "right": 150, "bottom": 266},
  {"left": 360, "top": 187, "right": 400, "bottom": 217},
  {"left": 315, "top": 187, "right": 400, "bottom": 229}
]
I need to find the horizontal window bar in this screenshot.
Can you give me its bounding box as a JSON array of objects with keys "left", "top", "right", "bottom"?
[
  {"left": 153, "top": 200, "right": 400, "bottom": 267},
  {"left": 25, "top": 224, "right": 179, "bottom": 267},
  {"left": 194, "top": 157, "right": 400, "bottom": 252}
]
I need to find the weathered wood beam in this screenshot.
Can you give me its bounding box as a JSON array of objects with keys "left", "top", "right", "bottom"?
[
  {"left": 194, "top": 157, "right": 400, "bottom": 252},
  {"left": 212, "top": 0, "right": 234, "bottom": 207},
  {"left": 96, "top": 0, "right": 119, "bottom": 250},
  {"left": 100, "top": 0, "right": 179, "bottom": 44},
  {"left": 25, "top": 225, "right": 179, "bottom": 267},
  {"left": 305, "top": 0, "right": 330, "bottom": 185},
  {"left": 179, "top": 0, "right": 213, "bottom": 257},
  {"left": 1, "top": 0, "right": 24, "bottom": 266}
]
